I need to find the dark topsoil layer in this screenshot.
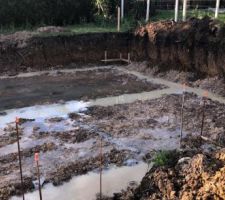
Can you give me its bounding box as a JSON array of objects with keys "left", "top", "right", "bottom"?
[
  {"left": 0, "top": 68, "right": 164, "bottom": 110},
  {"left": 0, "top": 17, "right": 225, "bottom": 77}
]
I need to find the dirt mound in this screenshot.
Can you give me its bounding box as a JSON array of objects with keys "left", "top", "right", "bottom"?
[
  {"left": 114, "top": 149, "right": 225, "bottom": 200},
  {"left": 36, "top": 26, "right": 68, "bottom": 33}
]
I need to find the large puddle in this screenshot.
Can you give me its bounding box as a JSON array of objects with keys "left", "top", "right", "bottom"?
[{"left": 11, "top": 162, "right": 149, "bottom": 200}]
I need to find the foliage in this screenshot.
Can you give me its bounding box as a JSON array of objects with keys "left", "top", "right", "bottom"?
[
  {"left": 0, "top": 0, "right": 94, "bottom": 27},
  {"left": 153, "top": 150, "right": 179, "bottom": 167}
]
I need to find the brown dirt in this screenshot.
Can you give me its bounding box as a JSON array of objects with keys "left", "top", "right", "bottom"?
[
  {"left": 0, "top": 68, "right": 164, "bottom": 110},
  {"left": 1, "top": 18, "right": 225, "bottom": 79},
  {"left": 132, "top": 17, "right": 225, "bottom": 77},
  {"left": 83, "top": 93, "right": 225, "bottom": 146},
  {"left": 126, "top": 62, "right": 225, "bottom": 98},
  {"left": 112, "top": 148, "right": 225, "bottom": 200}
]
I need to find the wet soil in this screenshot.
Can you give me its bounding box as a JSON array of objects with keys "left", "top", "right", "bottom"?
[
  {"left": 0, "top": 68, "right": 164, "bottom": 110},
  {"left": 110, "top": 148, "right": 225, "bottom": 200},
  {"left": 84, "top": 92, "right": 225, "bottom": 146},
  {"left": 0, "top": 91, "right": 225, "bottom": 199},
  {"left": 127, "top": 62, "right": 225, "bottom": 98}
]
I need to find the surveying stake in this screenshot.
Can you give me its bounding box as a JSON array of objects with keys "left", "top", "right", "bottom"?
[
  {"left": 99, "top": 137, "right": 103, "bottom": 200},
  {"left": 180, "top": 84, "right": 186, "bottom": 148},
  {"left": 16, "top": 117, "right": 25, "bottom": 200},
  {"left": 35, "top": 152, "right": 43, "bottom": 200},
  {"left": 200, "top": 91, "right": 208, "bottom": 137}
]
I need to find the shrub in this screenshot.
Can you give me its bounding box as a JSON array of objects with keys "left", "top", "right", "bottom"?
[{"left": 153, "top": 150, "right": 179, "bottom": 167}]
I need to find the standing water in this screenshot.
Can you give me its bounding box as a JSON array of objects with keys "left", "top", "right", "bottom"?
[{"left": 11, "top": 162, "right": 148, "bottom": 200}]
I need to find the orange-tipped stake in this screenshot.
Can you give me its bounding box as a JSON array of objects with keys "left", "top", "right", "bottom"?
[
  {"left": 15, "top": 117, "right": 25, "bottom": 200},
  {"left": 99, "top": 138, "right": 103, "bottom": 200},
  {"left": 35, "top": 153, "right": 42, "bottom": 200}
]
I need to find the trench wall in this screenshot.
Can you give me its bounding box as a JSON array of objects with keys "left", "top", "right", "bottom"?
[{"left": 0, "top": 18, "right": 225, "bottom": 77}]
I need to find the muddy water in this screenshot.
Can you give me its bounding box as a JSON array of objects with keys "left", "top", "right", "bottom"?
[
  {"left": 2, "top": 66, "right": 225, "bottom": 200},
  {"left": 11, "top": 163, "right": 149, "bottom": 200}
]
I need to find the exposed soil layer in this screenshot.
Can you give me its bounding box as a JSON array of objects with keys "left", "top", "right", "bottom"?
[
  {"left": 107, "top": 148, "right": 225, "bottom": 200},
  {"left": 0, "top": 32, "right": 130, "bottom": 75},
  {"left": 126, "top": 62, "right": 225, "bottom": 98},
  {"left": 133, "top": 17, "right": 225, "bottom": 77},
  {"left": 0, "top": 68, "right": 164, "bottom": 110},
  {"left": 1, "top": 18, "right": 225, "bottom": 78}
]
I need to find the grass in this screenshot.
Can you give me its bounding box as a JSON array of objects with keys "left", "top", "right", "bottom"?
[
  {"left": 153, "top": 150, "right": 179, "bottom": 167},
  {"left": 0, "top": 20, "right": 133, "bottom": 36},
  {"left": 150, "top": 9, "right": 225, "bottom": 23}
]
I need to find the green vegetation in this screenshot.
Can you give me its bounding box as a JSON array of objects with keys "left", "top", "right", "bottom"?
[
  {"left": 153, "top": 150, "right": 179, "bottom": 167},
  {"left": 0, "top": 0, "right": 225, "bottom": 36}
]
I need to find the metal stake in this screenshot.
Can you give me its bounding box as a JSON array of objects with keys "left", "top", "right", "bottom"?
[
  {"left": 99, "top": 137, "right": 103, "bottom": 200},
  {"left": 200, "top": 99, "right": 206, "bottom": 137},
  {"left": 35, "top": 153, "right": 42, "bottom": 200},
  {"left": 180, "top": 84, "right": 186, "bottom": 148},
  {"left": 16, "top": 117, "right": 25, "bottom": 200}
]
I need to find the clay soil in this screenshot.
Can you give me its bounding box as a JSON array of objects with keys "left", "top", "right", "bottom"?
[
  {"left": 1, "top": 91, "right": 225, "bottom": 199},
  {"left": 0, "top": 68, "right": 164, "bottom": 110}
]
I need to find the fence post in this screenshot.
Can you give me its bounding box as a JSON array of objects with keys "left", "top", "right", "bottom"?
[
  {"left": 175, "top": 0, "right": 179, "bottom": 22},
  {"left": 121, "top": 0, "right": 124, "bottom": 19},
  {"left": 117, "top": 7, "right": 121, "bottom": 32},
  {"left": 146, "top": 0, "right": 150, "bottom": 22},
  {"left": 215, "top": 0, "right": 221, "bottom": 19},
  {"left": 182, "top": 0, "right": 187, "bottom": 21}
]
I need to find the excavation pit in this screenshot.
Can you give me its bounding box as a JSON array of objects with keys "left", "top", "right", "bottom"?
[{"left": 0, "top": 66, "right": 224, "bottom": 200}]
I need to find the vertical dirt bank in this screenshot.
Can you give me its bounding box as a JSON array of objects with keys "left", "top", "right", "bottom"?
[
  {"left": 0, "top": 18, "right": 225, "bottom": 77},
  {"left": 132, "top": 17, "right": 225, "bottom": 77},
  {"left": 0, "top": 32, "right": 131, "bottom": 74}
]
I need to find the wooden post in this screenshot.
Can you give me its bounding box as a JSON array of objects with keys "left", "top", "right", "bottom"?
[
  {"left": 215, "top": 0, "right": 221, "bottom": 19},
  {"left": 128, "top": 53, "right": 131, "bottom": 63},
  {"left": 180, "top": 84, "right": 186, "bottom": 148},
  {"left": 175, "top": 0, "right": 179, "bottom": 22},
  {"left": 35, "top": 153, "right": 42, "bottom": 200},
  {"left": 182, "top": 0, "right": 187, "bottom": 21},
  {"left": 16, "top": 117, "right": 25, "bottom": 200},
  {"left": 121, "top": 0, "right": 124, "bottom": 19},
  {"left": 104, "top": 51, "right": 107, "bottom": 64},
  {"left": 117, "top": 7, "right": 121, "bottom": 32},
  {"left": 146, "top": 0, "right": 150, "bottom": 22}
]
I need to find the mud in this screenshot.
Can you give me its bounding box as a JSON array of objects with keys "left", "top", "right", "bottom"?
[
  {"left": 0, "top": 68, "right": 164, "bottom": 110},
  {"left": 127, "top": 62, "right": 225, "bottom": 98},
  {"left": 112, "top": 148, "right": 225, "bottom": 200},
  {"left": 1, "top": 90, "right": 224, "bottom": 199}
]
